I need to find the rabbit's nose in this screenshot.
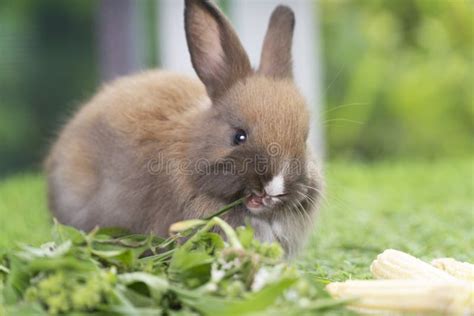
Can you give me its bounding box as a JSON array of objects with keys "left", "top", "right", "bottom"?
[{"left": 263, "top": 173, "right": 285, "bottom": 197}]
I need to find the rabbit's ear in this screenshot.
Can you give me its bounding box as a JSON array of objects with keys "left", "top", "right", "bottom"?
[
  {"left": 185, "top": 0, "right": 251, "bottom": 99},
  {"left": 258, "top": 5, "right": 295, "bottom": 79}
]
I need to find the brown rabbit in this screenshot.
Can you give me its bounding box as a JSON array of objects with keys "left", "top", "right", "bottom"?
[{"left": 45, "top": 0, "right": 323, "bottom": 257}]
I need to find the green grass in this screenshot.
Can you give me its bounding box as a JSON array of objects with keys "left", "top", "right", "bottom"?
[
  {"left": 303, "top": 159, "right": 474, "bottom": 281},
  {"left": 1, "top": 159, "right": 473, "bottom": 280},
  {"left": 0, "top": 174, "right": 51, "bottom": 248}
]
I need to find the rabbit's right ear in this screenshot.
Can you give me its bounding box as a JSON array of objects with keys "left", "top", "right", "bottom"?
[
  {"left": 185, "top": 0, "right": 251, "bottom": 100},
  {"left": 258, "top": 5, "right": 295, "bottom": 79}
]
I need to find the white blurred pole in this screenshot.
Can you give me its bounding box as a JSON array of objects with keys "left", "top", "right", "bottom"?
[
  {"left": 158, "top": 0, "right": 196, "bottom": 76},
  {"left": 230, "top": 0, "right": 325, "bottom": 158}
]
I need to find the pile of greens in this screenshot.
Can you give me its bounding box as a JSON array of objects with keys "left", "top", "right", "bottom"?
[{"left": 0, "top": 213, "right": 343, "bottom": 315}]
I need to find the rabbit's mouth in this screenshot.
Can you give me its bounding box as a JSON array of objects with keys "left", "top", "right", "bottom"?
[
  {"left": 245, "top": 191, "right": 286, "bottom": 214},
  {"left": 245, "top": 194, "right": 265, "bottom": 212}
]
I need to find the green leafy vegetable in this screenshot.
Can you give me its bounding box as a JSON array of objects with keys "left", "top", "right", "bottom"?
[{"left": 0, "top": 202, "right": 342, "bottom": 315}]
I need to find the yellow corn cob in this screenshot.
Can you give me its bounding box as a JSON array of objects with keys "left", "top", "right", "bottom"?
[
  {"left": 370, "top": 249, "right": 458, "bottom": 281},
  {"left": 432, "top": 258, "right": 474, "bottom": 282},
  {"left": 326, "top": 279, "right": 473, "bottom": 315}
]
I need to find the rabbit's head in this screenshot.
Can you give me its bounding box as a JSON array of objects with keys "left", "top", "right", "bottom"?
[{"left": 185, "top": 0, "right": 320, "bottom": 215}]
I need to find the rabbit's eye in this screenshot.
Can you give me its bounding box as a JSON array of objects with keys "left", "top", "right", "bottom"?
[{"left": 233, "top": 129, "right": 247, "bottom": 145}]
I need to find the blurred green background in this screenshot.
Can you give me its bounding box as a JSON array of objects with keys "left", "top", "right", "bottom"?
[
  {"left": 321, "top": 0, "right": 473, "bottom": 160},
  {"left": 0, "top": 0, "right": 472, "bottom": 177}
]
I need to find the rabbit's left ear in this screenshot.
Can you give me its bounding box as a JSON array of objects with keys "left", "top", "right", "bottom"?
[{"left": 258, "top": 5, "right": 295, "bottom": 79}]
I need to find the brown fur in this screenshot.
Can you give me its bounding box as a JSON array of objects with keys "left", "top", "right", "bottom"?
[
  {"left": 45, "top": 0, "right": 323, "bottom": 257},
  {"left": 259, "top": 5, "right": 296, "bottom": 78},
  {"left": 185, "top": 0, "right": 251, "bottom": 99}
]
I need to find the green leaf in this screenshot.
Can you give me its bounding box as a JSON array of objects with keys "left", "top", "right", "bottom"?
[
  {"left": 236, "top": 226, "right": 254, "bottom": 249},
  {"left": 95, "top": 227, "right": 132, "bottom": 238},
  {"left": 168, "top": 248, "right": 213, "bottom": 288},
  {"left": 28, "top": 256, "right": 97, "bottom": 272},
  {"left": 16, "top": 241, "right": 72, "bottom": 261},
  {"left": 118, "top": 272, "right": 168, "bottom": 301},
  {"left": 175, "top": 277, "right": 297, "bottom": 315},
  {"left": 4, "top": 257, "right": 31, "bottom": 303},
  {"left": 52, "top": 221, "right": 86, "bottom": 245},
  {"left": 3, "top": 302, "right": 48, "bottom": 315},
  {"left": 0, "top": 264, "right": 9, "bottom": 274},
  {"left": 92, "top": 249, "right": 136, "bottom": 269}
]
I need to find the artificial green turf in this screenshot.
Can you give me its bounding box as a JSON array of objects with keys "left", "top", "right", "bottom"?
[{"left": 0, "top": 159, "right": 472, "bottom": 279}]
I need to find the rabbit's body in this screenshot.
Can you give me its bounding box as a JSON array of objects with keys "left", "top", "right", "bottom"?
[
  {"left": 46, "top": 71, "right": 213, "bottom": 233},
  {"left": 46, "top": 0, "right": 323, "bottom": 256}
]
